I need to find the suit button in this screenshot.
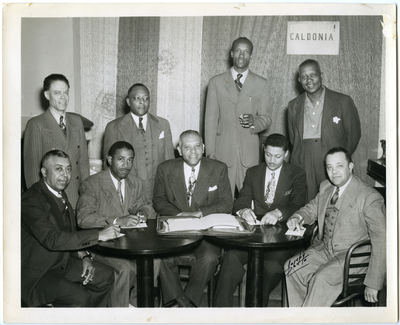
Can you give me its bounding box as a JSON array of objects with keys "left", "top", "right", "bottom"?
[
  {"left": 77, "top": 176, "right": 79, "bottom": 180},
  {"left": 78, "top": 145, "right": 80, "bottom": 148},
  {"left": 76, "top": 161, "right": 78, "bottom": 164}
]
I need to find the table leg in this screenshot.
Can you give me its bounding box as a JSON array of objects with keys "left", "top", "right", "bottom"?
[
  {"left": 245, "top": 248, "right": 264, "bottom": 307},
  {"left": 136, "top": 255, "right": 154, "bottom": 307}
]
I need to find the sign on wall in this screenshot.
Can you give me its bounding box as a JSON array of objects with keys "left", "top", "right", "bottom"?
[{"left": 287, "top": 21, "right": 340, "bottom": 55}]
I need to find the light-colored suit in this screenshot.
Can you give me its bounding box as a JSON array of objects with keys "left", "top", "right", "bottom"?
[
  {"left": 153, "top": 157, "right": 233, "bottom": 306},
  {"left": 103, "top": 113, "right": 175, "bottom": 201},
  {"left": 204, "top": 70, "right": 272, "bottom": 194},
  {"left": 76, "top": 169, "right": 157, "bottom": 307},
  {"left": 288, "top": 87, "right": 361, "bottom": 200},
  {"left": 285, "top": 175, "right": 386, "bottom": 307},
  {"left": 23, "top": 109, "right": 90, "bottom": 208}
]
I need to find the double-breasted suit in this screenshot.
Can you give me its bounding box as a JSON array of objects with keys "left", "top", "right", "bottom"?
[
  {"left": 287, "top": 87, "right": 361, "bottom": 200},
  {"left": 153, "top": 157, "right": 233, "bottom": 306},
  {"left": 23, "top": 109, "right": 90, "bottom": 208},
  {"left": 76, "top": 169, "right": 157, "bottom": 307},
  {"left": 214, "top": 161, "right": 307, "bottom": 307},
  {"left": 285, "top": 175, "right": 386, "bottom": 307},
  {"left": 205, "top": 70, "right": 272, "bottom": 194},
  {"left": 103, "top": 113, "right": 175, "bottom": 201},
  {"left": 21, "top": 179, "right": 113, "bottom": 307}
]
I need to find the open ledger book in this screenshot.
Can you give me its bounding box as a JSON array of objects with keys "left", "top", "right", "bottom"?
[{"left": 157, "top": 213, "right": 255, "bottom": 237}]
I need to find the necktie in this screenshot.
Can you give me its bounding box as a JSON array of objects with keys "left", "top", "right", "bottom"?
[
  {"left": 59, "top": 116, "right": 66, "bottom": 135},
  {"left": 139, "top": 117, "right": 145, "bottom": 135},
  {"left": 330, "top": 187, "right": 339, "bottom": 205},
  {"left": 117, "top": 181, "right": 124, "bottom": 208},
  {"left": 235, "top": 73, "right": 243, "bottom": 93},
  {"left": 264, "top": 172, "right": 276, "bottom": 207},
  {"left": 187, "top": 168, "right": 196, "bottom": 206}
]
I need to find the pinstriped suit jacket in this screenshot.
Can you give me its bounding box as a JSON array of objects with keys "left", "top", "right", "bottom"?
[
  {"left": 153, "top": 157, "right": 233, "bottom": 217},
  {"left": 76, "top": 168, "right": 156, "bottom": 228},
  {"left": 23, "top": 109, "right": 90, "bottom": 208}
]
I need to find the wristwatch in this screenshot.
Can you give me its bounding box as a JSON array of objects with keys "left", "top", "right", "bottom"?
[{"left": 81, "top": 251, "right": 93, "bottom": 262}]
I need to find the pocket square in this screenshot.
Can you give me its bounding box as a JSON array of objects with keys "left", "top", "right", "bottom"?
[
  {"left": 284, "top": 189, "right": 292, "bottom": 196},
  {"left": 159, "top": 131, "right": 164, "bottom": 139},
  {"left": 208, "top": 185, "right": 217, "bottom": 191}
]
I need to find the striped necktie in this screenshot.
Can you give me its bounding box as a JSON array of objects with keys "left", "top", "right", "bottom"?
[
  {"left": 330, "top": 187, "right": 339, "bottom": 205},
  {"left": 139, "top": 117, "right": 145, "bottom": 135},
  {"left": 59, "top": 116, "right": 66, "bottom": 135},
  {"left": 187, "top": 168, "right": 196, "bottom": 206},
  {"left": 235, "top": 73, "right": 243, "bottom": 93}
]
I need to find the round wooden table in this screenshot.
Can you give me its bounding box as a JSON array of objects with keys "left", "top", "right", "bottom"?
[
  {"left": 207, "top": 223, "right": 313, "bottom": 307},
  {"left": 97, "top": 219, "right": 203, "bottom": 307}
]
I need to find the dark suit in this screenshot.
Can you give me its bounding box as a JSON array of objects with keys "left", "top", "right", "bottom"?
[
  {"left": 77, "top": 169, "right": 157, "bottom": 306},
  {"left": 288, "top": 87, "right": 361, "bottom": 201},
  {"left": 214, "top": 161, "right": 307, "bottom": 307},
  {"left": 153, "top": 157, "right": 233, "bottom": 306},
  {"left": 285, "top": 175, "right": 386, "bottom": 306},
  {"left": 23, "top": 109, "right": 90, "bottom": 209},
  {"left": 103, "top": 113, "right": 175, "bottom": 201},
  {"left": 21, "top": 179, "right": 113, "bottom": 307},
  {"left": 205, "top": 70, "right": 272, "bottom": 194}
]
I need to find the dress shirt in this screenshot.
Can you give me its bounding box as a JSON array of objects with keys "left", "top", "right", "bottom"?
[
  {"left": 183, "top": 161, "right": 201, "bottom": 190},
  {"left": 303, "top": 87, "right": 326, "bottom": 139},
  {"left": 44, "top": 181, "right": 63, "bottom": 198},
  {"left": 109, "top": 170, "right": 125, "bottom": 201},
  {"left": 331, "top": 175, "right": 352, "bottom": 201},
  {"left": 230, "top": 66, "right": 249, "bottom": 84},
  {"left": 49, "top": 108, "right": 67, "bottom": 127},
  {"left": 131, "top": 112, "right": 147, "bottom": 131}
]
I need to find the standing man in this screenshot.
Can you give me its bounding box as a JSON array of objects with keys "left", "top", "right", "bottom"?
[
  {"left": 103, "top": 83, "right": 175, "bottom": 201},
  {"left": 284, "top": 147, "right": 386, "bottom": 307},
  {"left": 153, "top": 130, "right": 233, "bottom": 307},
  {"left": 21, "top": 150, "right": 119, "bottom": 307},
  {"left": 77, "top": 141, "right": 158, "bottom": 307},
  {"left": 204, "top": 37, "right": 273, "bottom": 197},
  {"left": 214, "top": 134, "right": 307, "bottom": 307},
  {"left": 288, "top": 59, "right": 361, "bottom": 201},
  {"left": 23, "top": 74, "right": 90, "bottom": 208}
]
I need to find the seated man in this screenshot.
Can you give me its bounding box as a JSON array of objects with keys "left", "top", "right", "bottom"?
[
  {"left": 153, "top": 130, "right": 233, "bottom": 307},
  {"left": 77, "top": 141, "right": 159, "bottom": 307},
  {"left": 285, "top": 147, "right": 386, "bottom": 307},
  {"left": 21, "top": 150, "right": 119, "bottom": 307},
  {"left": 214, "top": 133, "right": 307, "bottom": 307}
]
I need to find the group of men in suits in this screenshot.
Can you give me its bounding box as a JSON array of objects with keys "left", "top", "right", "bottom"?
[{"left": 22, "top": 36, "right": 385, "bottom": 308}]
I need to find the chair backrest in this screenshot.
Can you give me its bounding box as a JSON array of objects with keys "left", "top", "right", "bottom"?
[{"left": 342, "top": 239, "right": 372, "bottom": 296}]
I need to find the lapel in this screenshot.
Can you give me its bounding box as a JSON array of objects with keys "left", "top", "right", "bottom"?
[
  {"left": 294, "top": 93, "right": 305, "bottom": 141},
  {"left": 124, "top": 175, "right": 139, "bottom": 214},
  {"left": 38, "top": 179, "right": 68, "bottom": 229},
  {"left": 101, "top": 169, "right": 124, "bottom": 214},
  {"left": 42, "top": 109, "right": 67, "bottom": 149},
  {"left": 119, "top": 114, "right": 137, "bottom": 144},
  {"left": 169, "top": 160, "right": 190, "bottom": 210},
  {"left": 253, "top": 163, "right": 267, "bottom": 201},
  {"left": 192, "top": 159, "right": 214, "bottom": 206},
  {"left": 148, "top": 113, "right": 161, "bottom": 142},
  {"left": 317, "top": 182, "right": 334, "bottom": 238},
  {"left": 273, "top": 162, "right": 292, "bottom": 204},
  {"left": 335, "top": 176, "right": 358, "bottom": 222},
  {"left": 65, "top": 113, "right": 79, "bottom": 150},
  {"left": 321, "top": 87, "right": 334, "bottom": 133},
  {"left": 238, "top": 70, "right": 254, "bottom": 100},
  {"left": 223, "top": 70, "right": 239, "bottom": 104}
]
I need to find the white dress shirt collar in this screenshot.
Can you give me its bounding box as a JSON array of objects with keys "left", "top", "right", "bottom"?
[
  {"left": 231, "top": 66, "right": 249, "bottom": 84},
  {"left": 109, "top": 169, "right": 126, "bottom": 200},
  {"left": 183, "top": 161, "right": 201, "bottom": 189},
  {"left": 49, "top": 108, "right": 66, "bottom": 126},
  {"left": 264, "top": 165, "right": 283, "bottom": 191},
  {"left": 131, "top": 112, "right": 148, "bottom": 131},
  {"left": 44, "top": 181, "right": 63, "bottom": 198}
]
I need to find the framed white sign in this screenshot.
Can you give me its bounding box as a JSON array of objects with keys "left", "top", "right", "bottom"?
[{"left": 287, "top": 21, "right": 340, "bottom": 55}]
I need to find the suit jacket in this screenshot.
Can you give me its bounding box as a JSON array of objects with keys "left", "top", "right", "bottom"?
[
  {"left": 103, "top": 112, "right": 175, "bottom": 181},
  {"left": 233, "top": 161, "right": 307, "bottom": 222},
  {"left": 21, "top": 179, "right": 99, "bottom": 306},
  {"left": 204, "top": 70, "right": 272, "bottom": 168},
  {"left": 23, "top": 109, "right": 90, "bottom": 208},
  {"left": 77, "top": 168, "right": 156, "bottom": 228},
  {"left": 296, "top": 175, "right": 386, "bottom": 290},
  {"left": 153, "top": 157, "right": 233, "bottom": 217},
  {"left": 288, "top": 87, "right": 361, "bottom": 167}
]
